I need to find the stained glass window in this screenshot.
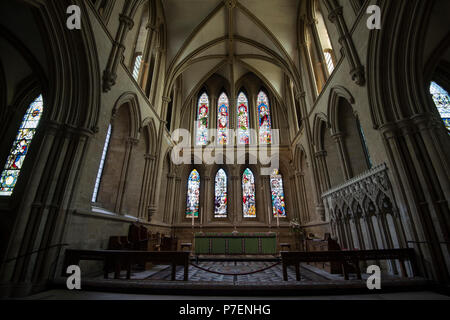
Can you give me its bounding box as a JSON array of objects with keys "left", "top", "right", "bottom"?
[
  {"left": 430, "top": 81, "right": 450, "bottom": 134},
  {"left": 0, "top": 95, "right": 44, "bottom": 196},
  {"left": 186, "top": 169, "right": 200, "bottom": 218},
  {"left": 242, "top": 168, "right": 256, "bottom": 218},
  {"left": 214, "top": 169, "right": 227, "bottom": 218},
  {"left": 257, "top": 91, "right": 272, "bottom": 144},
  {"left": 217, "top": 93, "right": 229, "bottom": 145},
  {"left": 196, "top": 92, "right": 209, "bottom": 145},
  {"left": 237, "top": 92, "right": 250, "bottom": 145},
  {"left": 270, "top": 169, "right": 286, "bottom": 218},
  {"left": 92, "top": 124, "right": 112, "bottom": 202},
  {"left": 132, "top": 54, "right": 142, "bottom": 80}
]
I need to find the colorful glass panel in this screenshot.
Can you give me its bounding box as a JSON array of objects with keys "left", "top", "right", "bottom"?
[
  {"left": 217, "top": 93, "right": 229, "bottom": 145},
  {"left": 242, "top": 168, "right": 256, "bottom": 218},
  {"left": 0, "top": 95, "right": 44, "bottom": 196},
  {"left": 237, "top": 92, "right": 250, "bottom": 145},
  {"left": 258, "top": 91, "right": 272, "bottom": 144},
  {"left": 214, "top": 169, "right": 227, "bottom": 218},
  {"left": 270, "top": 169, "right": 286, "bottom": 218},
  {"left": 186, "top": 169, "right": 200, "bottom": 218},
  {"left": 196, "top": 93, "right": 209, "bottom": 145},
  {"left": 430, "top": 82, "right": 450, "bottom": 134}
]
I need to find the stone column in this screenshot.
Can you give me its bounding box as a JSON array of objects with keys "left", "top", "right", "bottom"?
[
  {"left": 261, "top": 175, "right": 271, "bottom": 225},
  {"left": 138, "top": 153, "right": 156, "bottom": 219},
  {"left": 103, "top": 14, "right": 135, "bottom": 92},
  {"left": 149, "top": 46, "right": 163, "bottom": 105},
  {"left": 164, "top": 173, "right": 176, "bottom": 224},
  {"left": 231, "top": 174, "right": 240, "bottom": 226},
  {"left": 202, "top": 176, "right": 212, "bottom": 226},
  {"left": 332, "top": 132, "right": 353, "bottom": 180},
  {"left": 327, "top": 3, "right": 365, "bottom": 85},
  {"left": 139, "top": 23, "right": 158, "bottom": 91},
  {"left": 296, "top": 91, "right": 324, "bottom": 221},
  {"left": 115, "top": 137, "right": 139, "bottom": 214}
]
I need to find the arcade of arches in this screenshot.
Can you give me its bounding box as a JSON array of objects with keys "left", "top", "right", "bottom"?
[{"left": 0, "top": 0, "right": 449, "bottom": 297}]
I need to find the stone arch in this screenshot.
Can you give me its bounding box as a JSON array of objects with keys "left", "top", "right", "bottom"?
[
  {"left": 328, "top": 86, "right": 356, "bottom": 135},
  {"left": 0, "top": 0, "right": 102, "bottom": 296},
  {"left": 111, "top": 92, "right": 142, "bottom": 140}
]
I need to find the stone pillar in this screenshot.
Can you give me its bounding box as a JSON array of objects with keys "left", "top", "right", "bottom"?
[
  {"left": 332, "top": 132, "right": 352, "bottom": 180},
  {"left": 164, "top": 173, "right": 176, "bottom": 224},
  {"left": 115, "top": 136, "right": 139, "bottom": 214},
  {"left": 202, "top": 176, "right": 212, "bottom": 225},
  {"left": 138, "top": 153, "right": 156, "bottom": 220},
  {"left": 296, "top": 91, "right": 324, "bottom": 221},
  {"left": 103, "top": 14, "right": 135, "bottom": 92},
  {"left": 261, "top": 175, "right": 271, "bottom": 225},
  {"left": 139, "top": 23, "right": 158, "bottom": 91},
  {"left": 231, "top": 174, "right": 240, "bottom": 226},
  {"left": 149, "top": 46, "right": 163, "bottom": 105},
  {"left": 327, "top": 3, "right": 365, "bottom": 85}
]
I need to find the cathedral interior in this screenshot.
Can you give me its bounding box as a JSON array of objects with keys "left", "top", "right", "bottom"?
[{"left": 0, "top": 0, "right": 449, "bottom": 300}]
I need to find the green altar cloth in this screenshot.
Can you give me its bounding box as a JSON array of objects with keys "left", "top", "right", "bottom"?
[{"left": 194, "top": 232, "right": 277, "bottom": 255}]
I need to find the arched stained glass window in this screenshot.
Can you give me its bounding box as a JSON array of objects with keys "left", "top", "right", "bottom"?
[
  {"left": 257, "top": 91, "right": 272, "bottom": 144},
  {"left": 186, "top": 169, "right": 200, "bottom": 218},
  {"left": 237, "top": 92, "right": 250, "bottom": 145},
  {"left": 214, "top": 169, "right": 227, "bottom": 218},
  {"left": 270, "top": 169, "right": 286, "bottom": 218},
  {"left": 242, "top": 168, "right": 256, "bottom": 218},
  {"left": 430, "top": 81, "right": 450, "bottom": 134},
  {"left": 0, "top": 95, "right": 44, "bottom": 196},
  {"left": 196, "top": 92, "right": 209, "bottom": 145},
  {"left": 217, "top": 93, "right": 229, "bottom": 145},
  {"left": 92, "top": 124, "right": 112, "bottom": 202}
]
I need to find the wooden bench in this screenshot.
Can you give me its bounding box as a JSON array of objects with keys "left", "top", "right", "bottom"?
[
  {"left": 281, "top": 249, "right": 418, "bottom": 281},
  {"left": 62, "top": 249, "right": 190, "bottom": 281}
]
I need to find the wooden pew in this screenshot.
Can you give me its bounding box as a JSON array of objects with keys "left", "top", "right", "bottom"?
[
  {"left": 63, "top": 249, "right": 190, "bottom": 281},
  {"left": 281, "top": 249, "right": 418, "bottom": 281}
]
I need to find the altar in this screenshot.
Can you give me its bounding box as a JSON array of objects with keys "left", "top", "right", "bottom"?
[{"left": 194, "top": 232, "right": 277, "bottom": 255}]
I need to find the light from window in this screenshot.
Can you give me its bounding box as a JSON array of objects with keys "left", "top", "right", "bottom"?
[
  {"left": 132, "top": 54, "right": 142, "bottom": 80},
  {"left": 186, "top": 169, "right": 200, "bottom": 218},
  {"left": 430, "top": 81, "right": 450, "bottom": 134},
  {"left": 196, "top": 92, "right": 209, "bottom": 145},
  {"left": 0, "top": 95, "right": 43, "bottom": 196},
  {"left": 237, "top": 92, "right": 250, "bottom": 145},
  {"left": 92, "top": 124, "right": 112, "bottom": 202},
  {"left": 242, "top": 168, "right": 256, "bottom": 218},
  {"left": 258, "top": 91, "right": 272, "bottom": 144},
  {"left": 214, "top": 169, "right": 227, "bottom": 218},
  {"left": 324, "top": 50, "right": 335, "bottom": 74},
  {"left": 270, "top": 169, "right": 287, "bottom": 218},
  {"left": 217, "top": 93, "right": 229, "bottom": 145}
]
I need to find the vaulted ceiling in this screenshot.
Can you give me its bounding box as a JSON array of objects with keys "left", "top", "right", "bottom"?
[{"left": 162, "top": 0, "right": 302, "bottom": 103}]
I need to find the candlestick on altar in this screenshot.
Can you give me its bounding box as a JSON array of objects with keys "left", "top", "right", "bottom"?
[{"left": 276, "top": 212, "right": 280, "bottom": 228}]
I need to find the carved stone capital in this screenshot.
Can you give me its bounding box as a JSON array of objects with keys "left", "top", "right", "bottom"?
[
  {"left": 102, "top": 70, "right": 117, "bottom": 92},
  {"left": 328, "top": 6, "right": 343, "bottom": 23},
  {"left": 350, "top": 66, "right": 366, "bottom": 86},
  {"left": 119, "top": 14, "right": 134, "bottom": 29}
]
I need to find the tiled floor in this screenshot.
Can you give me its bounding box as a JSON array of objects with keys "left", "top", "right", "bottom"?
[{"left": 99, "top": 262, "right": 387, "bottom": 283}]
